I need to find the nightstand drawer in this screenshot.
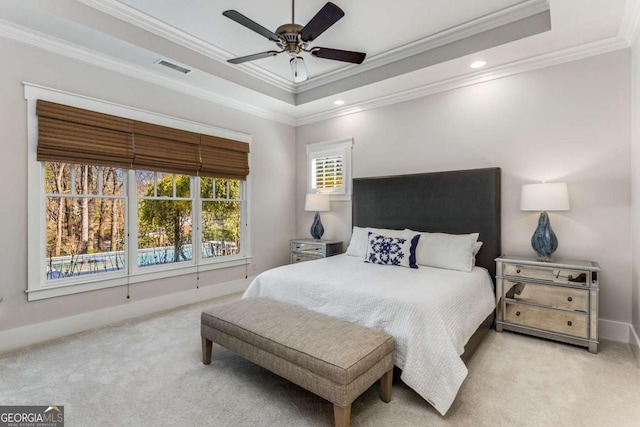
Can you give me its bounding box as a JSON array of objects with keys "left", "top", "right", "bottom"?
[
  {"left": 290, "top": 242, "right": 324, "bottom": 254},
  {"left": 505, "top": 302, "right": 588, "bottom": 339},
  {"left": 504, "top": 264, "right": 589, "bottom": 286},
  {"left": 504, "top": 280, "right": 588, "bottom": 312},
  {"left": 291, "top": 253, "right": 321, "bottom": 263}
]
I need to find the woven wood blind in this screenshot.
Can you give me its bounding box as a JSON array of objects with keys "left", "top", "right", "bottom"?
[
  {"left": 36, "top": 100, "right": 250, "bottom": 178},
  {"left": 200, "top": 135, "right": 250, "bottom": 180},
  {"left": 36, "top": 100, "right": 135, "bottom": 169},
  {"left": 132, "top": 122, "right": 200, "bottom": 176}
]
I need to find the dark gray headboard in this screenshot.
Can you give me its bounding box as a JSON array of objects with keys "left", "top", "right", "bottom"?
[{"left": 352, "top": 167, "right": 501, "bottom": 282}]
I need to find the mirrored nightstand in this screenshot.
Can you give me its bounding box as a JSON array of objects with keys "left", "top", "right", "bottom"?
[
  {"left": 495, "top": 255, "right": 600, "bottom": 353},
  {"left": 290, "top": 239, "right": 342, "bottom": 264}
]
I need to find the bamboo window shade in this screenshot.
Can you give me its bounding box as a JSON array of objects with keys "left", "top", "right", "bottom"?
[
  {"left": 200, "top": 135, "right": 249, "bottom": 179},
  {"left": 36, "top": 100, "right": 249, "bottom": 179}
]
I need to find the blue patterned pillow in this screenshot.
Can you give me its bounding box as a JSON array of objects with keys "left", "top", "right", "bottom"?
[{"left": 365, "top": 232, "right": 420, "bottom": 268}]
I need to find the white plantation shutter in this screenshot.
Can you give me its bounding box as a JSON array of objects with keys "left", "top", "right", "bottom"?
[
  {"left": 306, "top": 138, "right": 353, "bottom": 198},
  {"left": 312, "top": 154, "right": 344, "bottom": 190}
]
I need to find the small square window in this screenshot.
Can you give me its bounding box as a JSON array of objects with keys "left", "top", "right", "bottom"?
[{"left": 306, "top": 138, "right": 353, "bottom": 200}]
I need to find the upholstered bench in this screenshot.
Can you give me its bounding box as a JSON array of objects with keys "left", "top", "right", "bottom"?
[{"left": 201, "top": 297, "right": 395, "bottom": 427}]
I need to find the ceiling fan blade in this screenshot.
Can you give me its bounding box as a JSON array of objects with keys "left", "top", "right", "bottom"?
[
  {"left": 311, "top": 47, "right": 366, "bottom": 64},
  {"left": 300, "top": 2, "right": 345, "bottom": 42},
  {"left": 223, "top": 10, "right": 280, "bottom": 42},
  {"left": 227, "top": 51, "right": 281, "bottom": 64}
]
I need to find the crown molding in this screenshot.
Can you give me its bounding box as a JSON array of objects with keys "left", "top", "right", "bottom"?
[
  {"left": 0, "top": 19, "right": 295, "bottom": 126},
  {"left": 295, "top": 0, "right": 550, "bottom": 93},
  {"left": 77, "top": 0, "right": 295, "bottom": 92},
  {"left": 619, "top": 0, "right": 640, "bottom": 45},
  {"left": 295, "top": 36, "right": 629, "bottom": 126}
]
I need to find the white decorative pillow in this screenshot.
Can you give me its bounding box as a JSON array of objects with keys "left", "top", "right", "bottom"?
[
  {"left": 345, "top": 226, "right": 406, "bottom": 258},
  {"left": 406, "top": 230, "right": 479, "bottom": 272},
  {"left": 365, "top": 232, "right": 420, "bottom": 268}
]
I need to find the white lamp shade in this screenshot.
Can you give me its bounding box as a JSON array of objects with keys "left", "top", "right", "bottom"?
[
  {"left": 520, "top": 183, "right": 570, "bottom": 211},
  {"left": 305, "top": 193, "right": 330, "bottom": 212}
]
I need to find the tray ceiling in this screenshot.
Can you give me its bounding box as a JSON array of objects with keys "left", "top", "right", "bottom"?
[{"left": 0, "top": 0, "right": 631, "bottom": 124}]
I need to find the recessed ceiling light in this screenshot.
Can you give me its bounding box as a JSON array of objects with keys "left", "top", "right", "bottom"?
[
  {"left": 470, "top": 60, "right": 487, "bottom": 69},
  {"left": 334, "top": 100, "right": 345, "bottom": 106}
]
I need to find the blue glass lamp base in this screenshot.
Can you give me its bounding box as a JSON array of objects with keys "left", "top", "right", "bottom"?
[
  {"left": 531, "top": 211, "right": 558, "bottom": 262},
  {"left": 310, "top": 212, "right": 324, "bottom": 240}
]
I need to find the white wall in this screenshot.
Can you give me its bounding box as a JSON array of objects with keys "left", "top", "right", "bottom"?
[
  {"left": 296, "top": 50, "right": 632, "bottom": 326},
  {"left": 632, "top": 31, "right": 640, "bottom": 357},
  {"left": 0, "top": 37, "right": 296, "bottom": 333}
]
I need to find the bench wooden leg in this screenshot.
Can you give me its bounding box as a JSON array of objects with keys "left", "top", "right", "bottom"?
[
  {"left": 380, "top": 369, "right": 393, "bottom": 403},
  {"left": 202, "top": 336, "right": 212, "bottom": 365},
  {"left": 333, "top": 403, "right": 351, "bottom": 427}
]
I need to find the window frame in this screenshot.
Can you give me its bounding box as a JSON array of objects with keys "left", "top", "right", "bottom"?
[
  {"left": 306, "top": 138, "right": 353, "bottom": 201},
  {"left": 25, "top": 83, "right": 252, "bottom": 301}
]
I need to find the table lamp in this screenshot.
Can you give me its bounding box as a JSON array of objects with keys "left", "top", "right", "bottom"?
[
  {"left": 520, "top": 182, "right": 570, "bottom": 261},
  {"left": 305, "top": 193, "right": 330, "bottom": 240}
]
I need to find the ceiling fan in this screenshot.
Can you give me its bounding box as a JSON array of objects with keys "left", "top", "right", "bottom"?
[{"left": 223, "top": 1, "right": 366, "bottom": 83}]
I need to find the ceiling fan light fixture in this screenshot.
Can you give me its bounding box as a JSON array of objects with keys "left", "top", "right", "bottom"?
[{"left": 290, "top": 56, "right": 308, "bottom": 83}]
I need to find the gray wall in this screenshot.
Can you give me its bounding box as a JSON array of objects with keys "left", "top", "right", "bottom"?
[
  {"left": 296, "top": 50, "right": 632, "bottom": 326},
  {"left": 0, "top": 37, "right": 296, "bottom": 332}
]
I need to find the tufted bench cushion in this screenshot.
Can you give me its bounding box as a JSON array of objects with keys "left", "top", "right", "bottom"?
[{"left": 201, "top": 297, "right": 394, "bottom": 427}]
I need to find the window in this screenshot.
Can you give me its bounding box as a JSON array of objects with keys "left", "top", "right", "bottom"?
[
  {"left": 200, "top": 177, "right": 243, "bottom": 259},
  {"left": 312, "top": 154, "right": 343, "bottom": 190},
  {"left": 136, "top": 171, "right": 194, "bottom": 268},
  {"left": 45, "top": 163, "right": 126, "bottom": 280},
  {"left": 44, "top": 166, "right": 245, "bottom": 283},
  {"left": 26, "top": 84, "right": 251, "bottom": 301},
  {"left": 306, "top": 138, "right": 353, "bottom": 200}
]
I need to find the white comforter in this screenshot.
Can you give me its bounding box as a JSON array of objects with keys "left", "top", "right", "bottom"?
[{"left": 243, "top": 254, "right": 496, "bottom": 415}]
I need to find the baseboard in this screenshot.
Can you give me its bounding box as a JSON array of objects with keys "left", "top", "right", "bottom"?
[
  {"left": 599, "top": 318, "right": 632, "bottom": 342},
  {"left": 0, "top": 277, "right": 252, "bottom": 355},
  {"left": 630, "top": 324, "right": 640, "bottom": 368}
]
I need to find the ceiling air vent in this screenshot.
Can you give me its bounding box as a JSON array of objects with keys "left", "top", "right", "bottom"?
[{"left": 155, "top": 58, "right": 192, "bottom": 75}]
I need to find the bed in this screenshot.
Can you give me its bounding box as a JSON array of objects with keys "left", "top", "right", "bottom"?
[{"left": 244, "top": 167, "right": 501, "bottom": 415}]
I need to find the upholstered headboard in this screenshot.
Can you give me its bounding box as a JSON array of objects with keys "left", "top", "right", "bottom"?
[{"left": 352, "top": 167, "right": 502, "bottom": 282}]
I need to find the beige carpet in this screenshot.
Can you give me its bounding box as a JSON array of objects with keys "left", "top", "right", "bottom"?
[{"left": 1, "top": 293, "right": 639, "bottom": 426}]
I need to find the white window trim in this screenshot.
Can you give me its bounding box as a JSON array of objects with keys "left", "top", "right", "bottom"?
[
  {"left": 24, "top": 82, "right": 252, "bottom": 301},
  {"left": 306, "top": 138, "right": 353, "bottom": 201}
]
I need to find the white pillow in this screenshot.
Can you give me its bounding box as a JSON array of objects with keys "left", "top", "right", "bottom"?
[
  {"left": 406, "top": 230, "right": 480, "bottom": 272},
  {"left": 472, "top": 241, "right": 483, "bottom": 266},
  {"left": 473, "top": 241, "right": 483, "bottom": 256},
  {"left": 345, "top": 226, "right": 406, "bottom": 258},
  {"left": 365, "top": 231, "right": 421, "bottom": 268}
]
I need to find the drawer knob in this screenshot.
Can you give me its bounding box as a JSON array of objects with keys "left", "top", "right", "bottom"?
[
  {"left": 516, "top": 269, "right": 521, "bottom": 274},
  {"left": 567, "top": 321, "right": 573, "bottom": 326},
  {"left": 516, "top": 311, "right": 521, "bottom": 316},
  {"left": 567, "top": 297, "right": 573, "bottom": 302}
]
